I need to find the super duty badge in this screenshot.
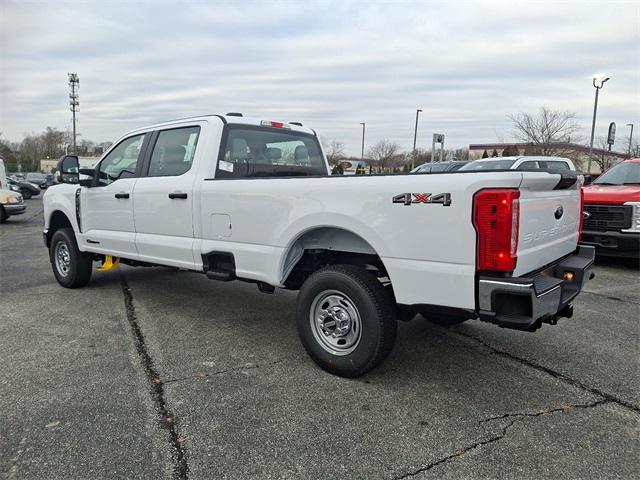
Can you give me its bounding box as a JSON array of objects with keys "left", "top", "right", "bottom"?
[{"left": 392, "top": 193, "right": 452, "bottom": 206}]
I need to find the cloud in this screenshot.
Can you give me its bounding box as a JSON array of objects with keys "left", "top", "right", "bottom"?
[{"left": 1, "top": 0, "right": 638, "bottom": 155}]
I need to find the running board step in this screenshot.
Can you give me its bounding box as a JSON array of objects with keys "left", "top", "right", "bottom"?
[{"left": 206, "top": 270, "right": 236, "bottom": 282}]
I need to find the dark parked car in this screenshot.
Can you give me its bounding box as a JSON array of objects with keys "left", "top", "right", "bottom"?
[
  {"left": 6, "top": 177, "right": 40, "bottom": 199},
  {"left": 25, "top": 172, "right": 48, "bottom": 189},
  {"left": 411, "top": 160, "right": 468, "bottom": 173}
]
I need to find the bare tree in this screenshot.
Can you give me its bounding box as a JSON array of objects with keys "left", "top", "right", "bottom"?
[
  {"left": 509, "top": 106, "right": 581, "bottom": 155},
  {"left": 321, "top": 138, "right": 346, "bottom": 163},
  {"left": 622, "top": 134, "right": 640, "bottom": 157},
  {"left": 592, "top": 136, "right": 621, "bottom": 172},
  {"left": 367, "top": 140, "right": 402, "bottom": 172}
]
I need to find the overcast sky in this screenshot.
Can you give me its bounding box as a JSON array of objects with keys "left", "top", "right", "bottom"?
[{"left": 1, "top": 0, "right": 638, "bottom": 156}]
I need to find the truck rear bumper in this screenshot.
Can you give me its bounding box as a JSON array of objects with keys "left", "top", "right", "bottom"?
[
  {"left": 580, "top": 230, "right": 640, "bottom": 258},
  {"left": 477, "top": 245, "right": 595, "bottom": 331}
]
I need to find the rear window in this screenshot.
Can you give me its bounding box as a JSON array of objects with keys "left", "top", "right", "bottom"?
[
  {"left": 539, "top": 161, "right": 570, "bottom": 171},
  {"left": 216, "top": 126, "right": 327, "bottom": 178},
  {"left": 459, "top": 159, "right": 516, "bottom": 171}
]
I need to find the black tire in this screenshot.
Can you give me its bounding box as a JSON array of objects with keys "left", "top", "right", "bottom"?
[
  {"left": 0, "top": 206, "right": 7, "bottom": 224},
  {"left": 296, "top": 264, "right": 397, "bottom": 377},
  {"left": 23, "top": 190, "right": 32, "bottom": 200},
  {"left": 49, "top": 227, "right": 93, "bottom": 288},
  {"left": 421, "top": 312, "right": 470, "bottom": 327}
]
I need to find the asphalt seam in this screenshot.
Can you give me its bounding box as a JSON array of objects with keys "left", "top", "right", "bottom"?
[
  {"left": 163, "top": 358, "right": 287, "bottom": 385},
  {"left": 120, "top": 273, "right": 189, "bottom": 480},
  {"left": 390, "top": 399, "right": 610, "bottom": 480},
  {"left": 453, "top": 330, "right": 640, "bottom": 414}
]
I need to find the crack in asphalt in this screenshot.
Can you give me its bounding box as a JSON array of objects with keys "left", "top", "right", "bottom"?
[
  {"left": 163, "top": 358, "right": 287, "bottom": 385},
  {"left": 582, "top": 290, "right": 640, "bottom": 306},
  {"left": 120, "top": 274, "right": 188, "bottom": 480},
  {"left": 453, "top": 330, "right": 640, "bottom": 414},
  {"left": 391, "top": 399, "right": 610, "bottom": 480},
  {"left": 478, "top": 398, "right": 611, "bottom": 425}
]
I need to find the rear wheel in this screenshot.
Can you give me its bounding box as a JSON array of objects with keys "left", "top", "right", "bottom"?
[
  {"left": 297, "top": 264, "right": 397, "bottom": 377},
  {"left": 49, "top": 228, "right": 93, "bottom": 288},
  {"left": 23, "top": 190, "right": 32, "bottom": 200},
  {"left": 0, "top": 206, "right": 7, "bottom": 224}
]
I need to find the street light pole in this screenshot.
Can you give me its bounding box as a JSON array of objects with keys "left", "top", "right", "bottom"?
[
  {"left": 360, "top": 122, "right": 365, "bottom": 160},
  {"left": 588, "top": 76, "right": 610, "bottom": 174},
  {"left": 627, "top": 123, "right": 634, "bottom": 155},
  {"left": 412, "top": 109, "right": 422, "bottom": 170}
]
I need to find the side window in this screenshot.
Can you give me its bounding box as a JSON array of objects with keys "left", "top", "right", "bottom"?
[
  {"left": 97, "top": 134, "right": 146, "bottom": 186},
  {"left": 148, "top": 126, "right": 201, "bottom": 177},
  {"left": 540, "top": 161, "right": 570, "bottom": 171},
  {"left": 517, "top": 161, "right": 539, "bottom": 170}
]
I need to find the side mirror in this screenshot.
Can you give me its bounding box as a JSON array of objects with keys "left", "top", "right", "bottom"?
[
  {"left": 79, "top": 168, "right": 96, "bottom": 187},
  {"left": 57, "top": 155, "right": 80, "bottom": 184},
  {"left": 583, "top": 175, "right": 593, "bottom": 186}
]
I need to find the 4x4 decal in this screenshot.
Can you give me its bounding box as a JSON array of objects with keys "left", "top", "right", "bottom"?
[{"left": 392, "top": 193, "right": 452, "bottom": 206}]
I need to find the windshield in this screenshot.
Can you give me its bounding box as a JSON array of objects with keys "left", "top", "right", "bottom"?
[
  {"left": 459, "top": 159, "right": 516, "bottom": 171},
  {"left": 26, "top": 173, "right": 45, "bottom": 180},
  {"left": 594, "top": 162, "right": 640, "bottom": 185},
  {"left": 411, "top": 164, "right": 430, "bottom": 173}
]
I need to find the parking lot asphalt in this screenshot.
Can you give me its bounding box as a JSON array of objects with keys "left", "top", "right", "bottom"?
[{"left": 1, "top": 197, "right": 638, "bottom": 480}]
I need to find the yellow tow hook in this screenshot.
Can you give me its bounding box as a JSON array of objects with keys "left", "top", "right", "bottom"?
[{"left": 97, "top": 255, "right": 121, "bottom": 271}]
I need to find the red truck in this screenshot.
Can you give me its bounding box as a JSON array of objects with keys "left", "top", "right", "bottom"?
[{"left": 581, "top": 158, "right": 640, "bottom": 258}]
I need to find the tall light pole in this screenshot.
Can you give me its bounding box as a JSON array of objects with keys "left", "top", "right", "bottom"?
[
  {"left": 588, "top": 75, "right": 610, "bottom": 174},
  {"left": 360, "top": 122, "right": 365, "bottom": 160},
  {"left": 412, "top": 109, "right": 422, "bottom": 170},
  {"left": 68, "top": 73, "right": 80, "bottom": 153},
  {"left": 627, "top": 123, "right": 634, "bottom": 155}
]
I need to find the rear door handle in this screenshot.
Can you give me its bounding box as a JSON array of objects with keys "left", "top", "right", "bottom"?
[
  {"left": 114, "top": 193, "right": 130, "bottom": 199},
  {"left": 168, "top": 193, "right": 188, "bottom": 199}
]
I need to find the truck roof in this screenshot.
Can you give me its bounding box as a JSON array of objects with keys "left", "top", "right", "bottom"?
[
  {"left": 125, "top": 114, "right": 316, "bottom": 137},
  {"left": 475, "top": 156, "right": 572, "bottom": 162}
]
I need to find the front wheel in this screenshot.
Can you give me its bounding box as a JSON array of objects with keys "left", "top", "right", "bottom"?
[
  {"left": 296, "top": 264, "right": 397, "bottom": 377},
  {"left": 23, "top": 190, "right": 32, "bottom": 200},
  {"left": 49, "top": 228, "right": 93, "bottom": 288}
]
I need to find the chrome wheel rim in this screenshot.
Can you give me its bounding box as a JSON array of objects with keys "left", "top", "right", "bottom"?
[
  {"left": 310, "top": 290, "right": 362, "bottom": 355},
  {"left": 55, "top": 242, "right": 71, "bottom": 277}
]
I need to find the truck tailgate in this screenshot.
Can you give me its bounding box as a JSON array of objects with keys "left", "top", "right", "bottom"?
[{"left": 514, "top": 172, "right": 581, "bottom": 276}]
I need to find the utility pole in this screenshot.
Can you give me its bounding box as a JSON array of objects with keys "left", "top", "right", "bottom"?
[
  {"left": 68, "top": 73, "right": 80, "bottom": 153},
  {"left": 627, "top": 123, "right": 634, "bottom": 155},
  {"left": 360, "top": 122, "right": 366, "bottom": 160},
  {"left": 412, "top": 109, "right": 422, "bottom": 170},
  {"left": 588, "top": 75, "right": 609, "bottom": 174}
]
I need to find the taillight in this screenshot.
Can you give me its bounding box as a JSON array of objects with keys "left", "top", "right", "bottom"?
[
  {"left": 578, "top": 188, "right": 584, "bottom": 241},
  {"left": 473, "top": 188, "right": 520, "bottom": 272}
]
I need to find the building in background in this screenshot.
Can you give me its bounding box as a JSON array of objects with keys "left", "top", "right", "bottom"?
[{"left": 40, "top": 156, "right": 100, "bottom": 173}]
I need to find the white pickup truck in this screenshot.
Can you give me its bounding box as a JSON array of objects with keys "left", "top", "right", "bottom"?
[{"left": 43, "top": 114, "right": 595, "bottom": 377}]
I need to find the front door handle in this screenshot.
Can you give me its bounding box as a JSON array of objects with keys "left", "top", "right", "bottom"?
[
  {"left": 168, "top": 193, "right": 188, "bottom": 199},
  {"left": 114, "top": 193, "right": 130, "bottom": 199}
]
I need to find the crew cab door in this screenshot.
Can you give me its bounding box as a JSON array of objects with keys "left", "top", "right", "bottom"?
[
  {"left": 81, "top": 133, "right": 149, "bottom": 257},
  {"left": 132, "top": 125, "right": 201, "bottom": 268}
]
